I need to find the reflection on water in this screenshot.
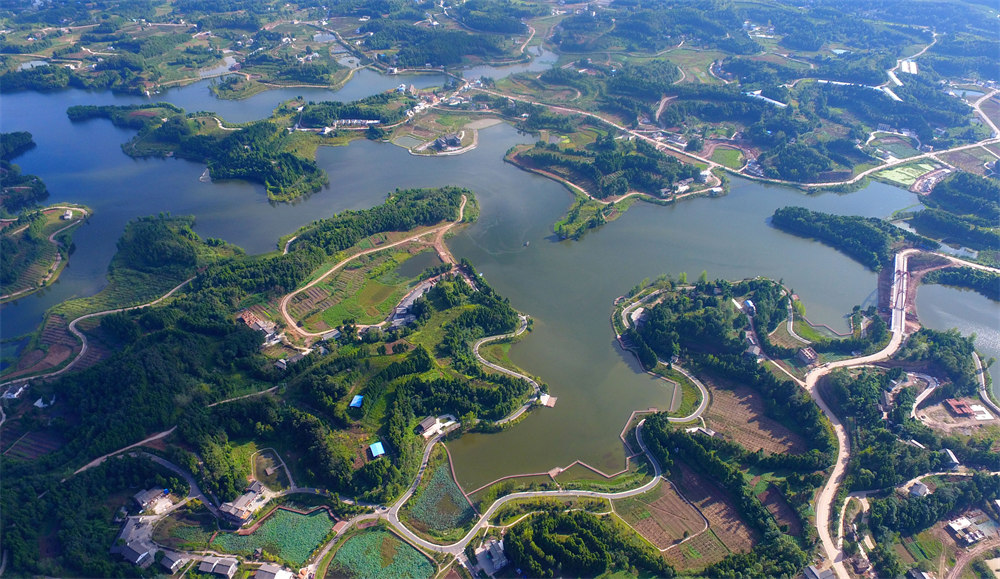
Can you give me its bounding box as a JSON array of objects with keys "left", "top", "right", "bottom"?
[
  {"left": 3, "top": 69, "right": 991, "bottom": 490},
  {"left": 916, "top": 284, "right": 1000, "bottom": 399}
]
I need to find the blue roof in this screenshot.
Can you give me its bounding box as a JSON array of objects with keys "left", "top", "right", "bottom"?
[
  {"left": 370, "top": 442, "right": 385, "bottom": 457},
  {"left": 350, "top": 395, "right": 364, "bottom": 408}
]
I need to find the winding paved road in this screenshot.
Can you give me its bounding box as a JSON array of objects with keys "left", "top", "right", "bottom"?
[
  {"left": 1, "top": 206, "right": 90, "bottom": 302},
  {"left": 279, "top": 196, "right": 466, "bottom": 340},
  {"left": 386, "top": 419, "right": 665, "bottom": 556},
  {"left": 471, "top": 314, "right": 544, "bottom": 424},
  {"left": 0, "top": 276, "right": 195, "bottom": 389}
]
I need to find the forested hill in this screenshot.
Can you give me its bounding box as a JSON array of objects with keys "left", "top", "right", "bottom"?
[
  {"left": 196, "top": 186, "right": 469, "bottom": 298},
  {"left": 771, "top": 206, "right": 933, "bottom": 271}
]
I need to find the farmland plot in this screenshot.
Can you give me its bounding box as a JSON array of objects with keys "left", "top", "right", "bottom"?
[
  {"left": 212, "top": 508, "right": 334, "bottom": 565},
  {"left": 704, "top": 381, "right": 806, "bottom": 455},
  {"left": 672, "top": 463, "right": 757, "bottom": 560},
  {"left": 327, "top": 529, "right": 434, "bottom": 579},
  {"left": 613, "top": 481, "right": 705, "bottom": 549}
]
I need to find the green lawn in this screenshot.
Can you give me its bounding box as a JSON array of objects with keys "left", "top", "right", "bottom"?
[{"left": 711, "top": 147, "right": 744, "bottom": 169}]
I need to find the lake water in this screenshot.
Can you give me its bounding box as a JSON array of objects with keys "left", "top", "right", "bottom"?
[
  {"left": 0, "top": 64, "right": 992, "bottom": 490},
  {"left": 457, "top": 47, "right": 558, "bottom": 80},
  {"left": 916, "top": 284, "right": 1000, "bottom": 400}
]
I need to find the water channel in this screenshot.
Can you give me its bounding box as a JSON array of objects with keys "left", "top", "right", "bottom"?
[{"left": 0, "top": 65, "right": 995, "bottom": 490}]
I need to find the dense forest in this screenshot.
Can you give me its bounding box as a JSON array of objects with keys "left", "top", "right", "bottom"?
[
  {"left": 1, "top": 131, "right": 49, "bottom": 213},
  {"left": 68, "top": 103, "right": 328, "bottom": 201},
  {"left": 772, "top": 206, "right": 933, "bottom": 271},
  {"left": 299, "top": 92, "right": 413, "bottom": 127},
  {"left": 505, "top": 510, "right": 675, "bottom": 577},
  {"left": 898, "top": 328, "right": 980, "bottom": 397},
  {"left": 908, "top": 172, "right": 1000, "bottom": 253},
  {"left": 513, "top": 132, "right": 698, "bottom": 200},
  {"left": 923, "top": 266, "right": 1000, "bottom": 302},
  {"left": 1, "top": 131, "right": 36, "bottom": 160},
  {"left": 452, "top": 0, "right": 545, "bottom": 34},
  {"left": 824, "top": 368, "right": 942, "bottom": 491},
  {"left": 1, "top": 454, "right": 191, "bottom": 577},
  {"left": 360, "top": 20, "right": 506, "bottom": 67}
]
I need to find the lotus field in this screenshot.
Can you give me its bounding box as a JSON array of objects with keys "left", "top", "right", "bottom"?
[
  {"left": 328, "top": 530, "right": 434, "bottom": 579},
  {"left": 213, "top": 509, "right": 334, "bottom": 565},
  {"left": 406, "top": 464, "right": 475, "bottom": 533}
]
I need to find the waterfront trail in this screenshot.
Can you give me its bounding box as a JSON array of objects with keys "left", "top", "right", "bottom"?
[
  {"left": 0, "top": 276, "right": 195, "bottom": 390},
  {"left": 616, "top": 289, "right": 710, "bottom": 422}
]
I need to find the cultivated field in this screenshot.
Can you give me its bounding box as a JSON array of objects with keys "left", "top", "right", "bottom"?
[
  {"left": 613, "top": 481, "right": 706, "bottom": 549},
  {"left": 939, "top": 148, "right": 995, "bottom": 176},
  {"left": 664, "top": 528, "right": 731, "bottom": 570},
  {"left": 757, "top": 485, "right": 802, "bottom": 536},
  {"left": 877, "top": 162, "right": 938, "bottom": 187},
  {"left": 326, "top": 529, "right": 434, "bottom": 579},
  {"left": 288, "top": 243, "right": 439, "bottom": 332},
  {"left": 212, "top": 508, "right": 334, "bottom": 566},
  {"left": 704, "top": 381, "right": 807, "bottom": 454},
  {"left": 2, "top": 428, "right": 64, "bottom": 461},
  {"left": 668, "top": 462, "right": 758, "bottom": 568},
  {"left": 403, "top": 462, "right": 476, "bottom": 535}
]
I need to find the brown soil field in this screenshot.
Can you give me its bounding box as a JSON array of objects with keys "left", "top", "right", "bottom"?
[
  {"left": 614, "top": 481, "right": 706, "bottom": 549},
  {"left": 939, "top": 149, "right": 993, "bottom": 176},
  {"left": 4, "top": 429, "right": 65, "bottom": 460},
  {"left": 671, "top": 463, "right": 757, "bottom": 560},
  {"left": 757, "top": 485, "right": 802, "bottom": 536},
  {"left": 704, "top": 380, "right": 807, "bottom": 454},
  {"left": 663, "top": 528, "right": 731, "bottom": 571}
]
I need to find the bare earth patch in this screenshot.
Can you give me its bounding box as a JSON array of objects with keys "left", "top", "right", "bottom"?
[{"left": 704, "top": 381, "right": 807, "bottom": 454}]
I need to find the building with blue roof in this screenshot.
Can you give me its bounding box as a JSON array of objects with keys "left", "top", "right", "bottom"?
[
  {"left": 350, "top": 395, "right": 363, "bottom": 408},
  {"left": 369, "top": 442, "right": 385, "bottom": 458}
]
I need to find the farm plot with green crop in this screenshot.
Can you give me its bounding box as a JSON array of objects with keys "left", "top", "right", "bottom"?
[
  {"left": 327, "top": 530, "right": 434, "bottom": 579},
  {"left": 401, "top": 462, "right": 475, "bottom": 536},
  {"left": 212, "top": 508, "right": 334, "bottom": 565}
]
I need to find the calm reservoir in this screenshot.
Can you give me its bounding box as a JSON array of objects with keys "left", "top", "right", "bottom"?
[{"left": 1, "top": 68, "right": 991, "bottom": 490}]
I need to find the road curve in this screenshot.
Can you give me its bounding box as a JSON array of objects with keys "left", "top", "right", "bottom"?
[
  {"left": 0, "top": 276, "right": 195, "bottom": 389},
  {"left": 279, "top": 196, "right": 467, "bottom": 340},
  {"left": 806, "top": 250, "right": 913, "bottom": 579},
  {"left": 616, "top": 290, "right": 709, "bottom": 423},
  {"left": 386, "top": 419, "right": 665, "bottom": 556},
  {"left": 471, "top": 314, "right": 544, "bottom": 425},
  {"left": 1, "top": 206, "right": 90, "bottom": 302}
]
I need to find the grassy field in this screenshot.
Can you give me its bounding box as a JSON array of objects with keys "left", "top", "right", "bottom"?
[
  {"left": 710, "top": 147, "right": 744, "bottom": 169},
  {"left": 877, "top": 162, "right": 938, "bottom": 186},
  {"left": 651, "top": 366, "right": 701, "bottom": 417},
  {"left": 212, "top": 508, "right": 334, "bottom": 566},
  {"left": 152, "top": 504, "right": 217, "bottom": 551},
  {"left": 327, "top": 528, "right": 435, "bottom": 579}
]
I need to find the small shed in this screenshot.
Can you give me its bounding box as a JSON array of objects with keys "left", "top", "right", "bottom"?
[
  {"left": 369, "top": 442, "right": 385, "bottom": 458},
  {"left": 350, "top": 395, "right": 364, "bottom": 408}
]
